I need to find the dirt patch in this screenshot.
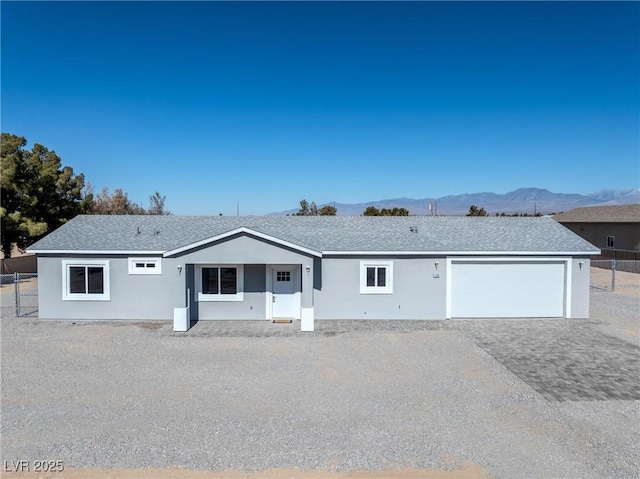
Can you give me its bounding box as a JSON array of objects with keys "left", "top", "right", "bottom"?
[
  {"left": 135, "top": 322, "right": 164, "bottom": 330},
  {"left": 112, "top": 322, "right": 165, "bottom": 330},
  {"left": 7, "top": 462, "right": 488, "bottom": 479}
]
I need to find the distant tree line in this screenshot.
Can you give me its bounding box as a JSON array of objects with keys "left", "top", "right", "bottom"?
[
  {"left": 1, "top": 133, "right": 170, "bottom": 257},
  {"left": 295, "top": 199, "right": 337, "bottom": 216},
  {"left": 294, "top": 200, "right": 412, "bottom": 216},
  {"left": 495, "top": 211, "right": 543, "bottom": 217},
  {"left": 362, "top": 206, "right": 409, "bottom": 216},
  {"left": 467, "top": 204, "right": 543, "bottom": 217}
]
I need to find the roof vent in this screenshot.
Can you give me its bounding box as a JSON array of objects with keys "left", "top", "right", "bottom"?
[
  {"left": 136, "top": 227, "right": 141, "bottom": 236},
  {"left": 410, "top": 226, "right": 418, "bottom": 233},
  {"left": 153, "top": 230, "right": 160, "bottom": 235}
]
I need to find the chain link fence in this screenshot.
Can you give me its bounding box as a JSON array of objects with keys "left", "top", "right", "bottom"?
[
  {"left": 591, "top": 260, "right": 640, "bottom": 293},
  {"left": 0, "top": 273, "right": 38, "bottom": 317}
]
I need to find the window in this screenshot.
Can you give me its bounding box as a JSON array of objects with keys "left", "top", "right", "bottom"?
[
  {"left": 202, "top": 267, "right": 237, "bottom": 294},
  {"left": 606, "top": 236, "right": 615, "bottom": 248},
  {"left": 128, "top": 257, "right": 162, "bottom": 275},
  {"left": 360, "top": 261, "right": 393, "bottom": 294},
  {"left": 276, "top": 271, "right": 291, "bottom": 282},
  {"left": 198, "top": 265, "right": 244, "bottom": 302},
  {"left": 366, "top": 266, "right": 386, "bottom": 287},
  {"left": 62, "top": 260, "right": 110, "bottom": 301}
]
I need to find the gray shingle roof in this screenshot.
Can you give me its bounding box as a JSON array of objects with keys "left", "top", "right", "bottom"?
[
  {"left": 553, "top": 204, "right": 640, "bottom": 223},
  {"left": 28, "top": 215, "right": 599, "bottom": 254}
]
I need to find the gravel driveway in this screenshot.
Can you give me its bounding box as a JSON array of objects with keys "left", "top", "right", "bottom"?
[{"left": 1, "top": 291, "right": 638, "bottom": 478}]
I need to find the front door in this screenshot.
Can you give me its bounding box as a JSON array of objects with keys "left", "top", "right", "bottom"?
[{"left": 272, "top": 268, "right": 297, "bottom": 319}]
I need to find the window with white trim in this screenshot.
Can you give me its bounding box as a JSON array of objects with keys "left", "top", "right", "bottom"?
[
  {"left": 197, "top": 265, "right": 244, "bottom": 302},
  {"left": 360, "top": 261, "right": 393, "bottom": 294},
  {"left": 62, "top": 260, "right": 110, "bottom": 301},
  {"left": 606, "top": 236, "right": 615, "bottom": 248},
  {"left": 128, "top": 257, "right": 162, "bottom": 275}
]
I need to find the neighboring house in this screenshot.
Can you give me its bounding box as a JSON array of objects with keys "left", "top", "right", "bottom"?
[
  {"left": 553, "top": 205, "right": 640, "bottom": 252},
  {"left": 28, "top": 215, "right": 599, "bottom": 331},
  {"left": 1, "top": 245, "right": 37, "bottom": 274}
]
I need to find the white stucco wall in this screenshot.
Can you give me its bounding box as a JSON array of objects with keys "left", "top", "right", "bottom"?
[
  {"left": 570, "top": 257, "right": 591, "bottom": 319},
  {"left": 38, "top": 255, "right": 185, "bottom": 320},
  {"left": 314, "top": 256, "right": 447, "bottom": 320}
]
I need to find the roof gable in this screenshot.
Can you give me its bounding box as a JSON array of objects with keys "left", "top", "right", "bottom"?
[{"left": 163, "top": 227, "right": 322, "bottom": 257}]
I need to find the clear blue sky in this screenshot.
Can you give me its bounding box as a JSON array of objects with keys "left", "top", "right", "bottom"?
[{"left": 2, "top": 1, "right": 638, "bottom": 215}]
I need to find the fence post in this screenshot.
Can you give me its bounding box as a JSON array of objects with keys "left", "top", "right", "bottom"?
[
  {"left": 14, "top": 272, "right": 20, "bottom": 317},
  {"left": 611, "top": 259, "right": 616, "bottom": 292}
]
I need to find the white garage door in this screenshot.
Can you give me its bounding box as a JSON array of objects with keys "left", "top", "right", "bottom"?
[{"left": 450, "top": 261, "right": 566, "bottom": 318}]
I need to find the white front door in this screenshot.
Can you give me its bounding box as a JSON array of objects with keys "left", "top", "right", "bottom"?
[{"left": 272, "top": 267, "right": 298, "bottom": 319}]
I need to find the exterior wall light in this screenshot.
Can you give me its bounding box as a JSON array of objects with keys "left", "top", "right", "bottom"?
[
  {"left": 435, "top": 261, "right": 439, "bottom": 271},
  {"left": 177, "top": 265, "right": 183, "bottom": 275},
  {"left": 305, "top": 265, "right": 311, "bottom": 274},
  {"left": 579, "top": 261, "right": 584, "bottom": 270}
]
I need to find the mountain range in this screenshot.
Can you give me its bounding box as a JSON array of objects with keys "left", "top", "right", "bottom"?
[{"left": 274, "top": 188, "right": 640, "bottom": 216}]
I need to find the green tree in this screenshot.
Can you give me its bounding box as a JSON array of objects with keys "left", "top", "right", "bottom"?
[
  {"left": 495, "top": 211, "right": 542, "bottom": 217},
  {"left": 467, "top": 205, "right": 488, "bottom": 217},
  {"left": 363, "top": 206, "right": 410, "bottom": 216},
  {"left": 148, "top": 191, "right": 170, "bottom": 215},
  {"left": 1, "top": 133, "right": 91, "bottom": 257},
  {"left": 295, "top": 199, "right": 311, "bottom": 216},
  {"left": 363, "top": 206, "right": 381, "bottom": 216},
  {"left": 318, "top": 205, "right": 337, "bottom": 216},
  {"left": 380, "top": 207, "right": 409, "bottom": 216},
  {"left": 295, "top": 199, "right": 335, "bottom": 216}
]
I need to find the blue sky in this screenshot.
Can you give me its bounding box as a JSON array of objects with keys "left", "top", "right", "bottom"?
[{"left": 2, "top": 1, "right": 638, "bottom": 215}]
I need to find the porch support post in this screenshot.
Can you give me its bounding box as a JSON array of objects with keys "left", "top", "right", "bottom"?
[{"left": 300, "top": 261, "right": 315, "bottom": 332}]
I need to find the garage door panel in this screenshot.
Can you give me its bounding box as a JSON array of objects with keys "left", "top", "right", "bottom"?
[{"left": 450, "top": 262, "right": 565, "bottom": 318}]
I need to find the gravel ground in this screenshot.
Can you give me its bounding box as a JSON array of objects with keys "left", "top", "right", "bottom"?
[{"left": 1, "top": 291, "right": 638, "bottom": 479}]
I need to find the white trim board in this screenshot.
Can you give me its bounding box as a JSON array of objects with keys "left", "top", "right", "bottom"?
[
  {"left": 323, "top": 250, "right": 599, "bottom": 256},
  {"left": 30, "top": 248, "right": 600, "bottom": 257},
  {"left": 28, "top": 250, "right": 164, "bottom": 255}
]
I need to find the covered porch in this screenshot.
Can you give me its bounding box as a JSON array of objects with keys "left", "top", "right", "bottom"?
[
  {"left": 174, "top": 261, "right": 316, "bottom": 332},
  {"left": 166, "top": 227, "right": 321, "bottom": 332}
]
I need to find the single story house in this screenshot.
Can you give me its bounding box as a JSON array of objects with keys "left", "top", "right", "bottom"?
[
  {"left": 553, "top": 204, "right": 640, "bottom": 252},
  {"left": 28, "top": 215, "right": 599, "bottom": 331}
]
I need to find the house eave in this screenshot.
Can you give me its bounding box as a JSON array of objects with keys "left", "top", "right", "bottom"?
[
  {"left": 27, "top": 249, "right": 165, "bottom": 255},
  {"left": 28, "top": 248, "right": 601, "bottom": 257},
  {"left": 321, "top": 250, "right": 601, "bottom": 256}
]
